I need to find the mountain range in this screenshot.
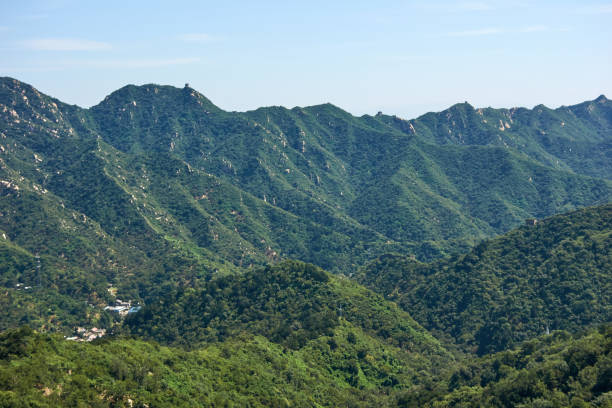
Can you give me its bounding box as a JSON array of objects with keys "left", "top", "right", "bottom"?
[
  {"left": 1, "top": 77, "right": 610, "bottom": 324},
  {"left": 0, "top": 77, "right": 611, "bottom": 406}
]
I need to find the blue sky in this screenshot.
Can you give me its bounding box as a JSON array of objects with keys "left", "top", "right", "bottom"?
[{"left": 1, "top": 1, "right": 611, "bottom": 119}]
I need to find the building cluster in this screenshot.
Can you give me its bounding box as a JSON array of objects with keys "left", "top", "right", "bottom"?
[
  {"left": 104, "top": 299, "right": 142, "bottom": 316},
  {"left": 64, "top": 298, "right": 142, "bottom": 342},
  {"left": 65, "top": 327, "right": 106, "bottom": 342}
]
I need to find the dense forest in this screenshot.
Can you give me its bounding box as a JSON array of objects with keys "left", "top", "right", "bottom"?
[
  {"left": 359, "top": 204, "right": 612, "bottom": 355},
  {"left": 421, "top": 325, "right": 612, "bottom": 407},
  {"left": 0, "top": 77, "right": 611, "bottom": 406},
  {"left": 1, "top": 318, "right": 610, "bottom": 406},
  {"left": 122, "top": 261, "right": 446, "bottom": 355}
]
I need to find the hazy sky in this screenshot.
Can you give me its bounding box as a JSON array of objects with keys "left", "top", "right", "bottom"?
[{"left": 1, "top": 1, "right": 611, "bottom": 119}]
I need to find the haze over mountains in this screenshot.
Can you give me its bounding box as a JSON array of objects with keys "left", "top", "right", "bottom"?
[{"left": 0, "top": 77, "right": 611, "bottom": 406}]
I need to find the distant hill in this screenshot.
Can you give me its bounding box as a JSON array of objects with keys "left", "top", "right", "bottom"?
[
  {"left": 1, "top": 76, "right": 611, "bottom": 332},
  {"left": 358, "top": 204, "right": 612, "bottom": 354}
]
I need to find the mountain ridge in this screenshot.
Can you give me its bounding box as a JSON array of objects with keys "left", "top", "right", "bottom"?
[
  {"left": 1, "top": 76, "right": 610, "bottom": 333},
  {"left": 5, "top": 76, "right": 608, "bottom": 129}
]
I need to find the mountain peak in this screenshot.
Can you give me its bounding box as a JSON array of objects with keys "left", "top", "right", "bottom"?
[
  {"left": 93, "top": 83, "right": 222, "bottom": 113},
  {"left": 448, "top": 101, "right": 475, "bottom": 113},
  {"left": 302, "top": 102, "right": 352, "bottom": 118},
  {"left": 595, "top": 94, "right": 608, "bottom": 103},
  {"left": 0, "top": 77, "right": 51, "bottom": 103},
  {"left": 533, "top": 103, "right": 551, "bottom": 111}
]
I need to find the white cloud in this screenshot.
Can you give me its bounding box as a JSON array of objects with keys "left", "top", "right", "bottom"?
[
  {"left": 448, "top": 28, "right": 502, "bottom": 37},
  {"left": 520, "top": 25, "right": 548, "bottom": 33},
  {"left": 177, "top": 33, "right": 215, "bottom": 43},
  {"left": 22, "top": 38, "right": 112, "bottom": 51}
]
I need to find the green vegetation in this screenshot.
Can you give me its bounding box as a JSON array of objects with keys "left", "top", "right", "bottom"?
[
  {"left": 0, "top": 261, "right": 456, "bottom": 407},
  {"left": 0, "top": 326, "right": 422, "bottom": 407},
  {"left": 1, "top": 77, "right": 611, "bottom": 331},
  {"left": 424, "top": 325, "right": 612, "bottom": 407},
  {"left": 359, "top": 204, "right": 612, "bottom": 354},
  {"left": 1, "top": 320, "right": 609, "bottom": 406},
  {"left": 0, "top": 263, "right": 454, "bottom": 408},
  {"left": 0, "top": 77, "right": 611, "bottom": 406},
  {"left": 123, "top": 260, "right": 449, "bottom": 362}
]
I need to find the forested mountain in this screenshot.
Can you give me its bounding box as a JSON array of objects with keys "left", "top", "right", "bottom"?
[
  {"left": 122, "top": 260, "right": 448, "bottom": 357},
  {"left": 1, "top": 325, "right": 430, "bottom": 407},
  {"left": 359, "top": 203, "right": 612, "bottom": 355},
  {"left": 417, "top": 325, "right": 612, "bottom": 407},
  {"left": 1, "top": 312, "right": 609, "bottom": 406},
  {"left": 5, "top": 259, "right": 606, "bottom": 407},
  {"left": 0, "top": 261, "right": 456, "bottom": 407},
  {"left": 1, "top": 77, "right": 611, "bottom": 333}
]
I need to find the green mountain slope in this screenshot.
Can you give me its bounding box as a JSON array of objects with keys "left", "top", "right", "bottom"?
[
  {"left": 123, "top": 261, "right": 448, "bottom": 358},
  {"left": 423, "top": 325, "right": 612, "bottom": 408},
  {"left": 121, "top": 261, "right": 455, "bottom": 400},
  {"left": 2, "top": 307, "right": 609, "bottom": 406},
  {"left": 244, "top": 101, "right": 611, "bottom": 246},
  {"left": 378, "top": 96, "right": 612, "bottom": 179},
  {"left": 0, "top": 326, "right": 439, "bottom": 407},
  {"left": 358, "top": 203, "right": 612, "bottom": 354},
  {"left": 0, "top": 263, "right": 455, "bottom": 407},
  {"left": 1, "top": 76, "right": 611, "bottom": 333}
]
